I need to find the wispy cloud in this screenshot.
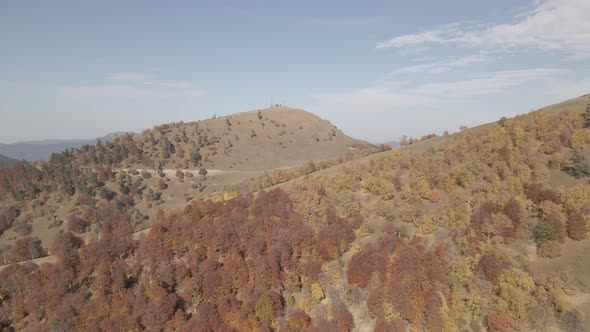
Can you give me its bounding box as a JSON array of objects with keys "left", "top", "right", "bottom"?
[
  {"left": 60, "top": 85, "right": 206, "bottom": 100},
  {"left": 59, "top": 73, "right": 206, "bottom": 100},
  {"left": 314, "top": 68, "right": 567, "bottom": 112},
  {"left": 290, "top": 17, "right": 376, "bottom": 26},
  {"left": 395, "top": 54, "right": 490, "bottom": 74},
  {"left": 107, "top": 72, "right": 153, "bottom": 81},
  {"left": 377, "top": 0, "right": 590, "bottom": 60}
]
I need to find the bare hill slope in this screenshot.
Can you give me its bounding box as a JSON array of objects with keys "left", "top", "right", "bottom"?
[{"left": 115, "top": 106, "right": 372, "bottom": 171}]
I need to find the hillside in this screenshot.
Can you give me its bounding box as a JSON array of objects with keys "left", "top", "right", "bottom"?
[
  {"left": 0, "top": 132, "right": 125, "bottom": 161},
  {"left": 0, "top": 106, "right": 378, "bottom": 257},
  {"left": 0, "top": 96, "right": 589, "bottom": 331},
  {"left": 87, "top": 106, "right": 372, "bottom": 171}
]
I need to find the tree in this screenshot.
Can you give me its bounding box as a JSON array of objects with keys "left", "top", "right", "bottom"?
[
  {"left": 567, "top": 213, "right": 588, "bottom": 240},
  {"left": 534, "top": 222, "right": 557, "bottom": 244},
  {"left": 6, "top": 236, "right": 44, "bottom": 263},
  {"left": 67, "top": 215, "right": 90, "bottom": 234},
  {"left": 563, "top": 150, "right": 590, "bottom": 178},
  {"left": 400, "top": 135, "right": 409, "bottom": 146},
  {"left": 347, "top": 246, "right": 377, "bottom": 288},
  {"left": 486, "top": 311, "right": 515, "bottom": 332},
  {"left": 255, "top": 293, "right": 275, "bottom": 326},
  {"left": 287, "top": 309, "right": 311, "bottom": 330},
  {"left": 478, "top": 254, "right": 503, "bottom": 286},
  {"left": 190, "top": 148, "right": 202, "bottom": 164},
  {"left": 537, "top": 240, "right": 561, "bottom": 258}
]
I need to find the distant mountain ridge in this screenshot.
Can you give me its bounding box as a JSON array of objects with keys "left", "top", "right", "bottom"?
[
  {"left": 0, "top": 154, "right": 18, "bottom": 165},
  {"left": 0, "top": 132, "right": 126, "bottom": 161}
]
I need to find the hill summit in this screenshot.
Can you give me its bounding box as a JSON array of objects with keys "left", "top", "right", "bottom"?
[{"left": 83, "top": 106, "right": 372, "bottom": 171}]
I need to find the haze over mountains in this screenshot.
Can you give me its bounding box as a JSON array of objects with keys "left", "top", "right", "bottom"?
[
  {"left": 0, "top": 132, "right": 126, "bottom": 161},
  {"left": 0, "top": 154, "right": 17, "bottom": 165}
]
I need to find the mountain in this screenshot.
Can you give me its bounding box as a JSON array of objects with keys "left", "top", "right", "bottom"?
[
  {"left": 95, "top": 106, "right": 374, "bottom": 171},
  {"left": 1, "top": 96, "right": 589, "bottom": 331},
  {"left": 0, "top": 154, "right": 17, "bottom": 165},
  {"left": 0, "top": 132, "right": 126, "bottom": 161}
]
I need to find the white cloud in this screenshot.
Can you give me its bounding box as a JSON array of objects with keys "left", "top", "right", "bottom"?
[
  {"left": 395, "top": 54, "right": 489, "bottom": 74},
  {"left": 314, "top": 68, "right": 566, "bottom": 112},
  {"left": 377, "top": 0, "right": 590, "bottom": 59}
]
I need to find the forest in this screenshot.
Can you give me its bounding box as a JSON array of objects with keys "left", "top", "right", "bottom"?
[{"left": 0, "top": 107, "right": 589, "bottom": 331}]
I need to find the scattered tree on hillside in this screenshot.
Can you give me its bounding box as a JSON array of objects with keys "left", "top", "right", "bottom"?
[{"left": 563, "top": 150, "right": 590, "bottom": 178}]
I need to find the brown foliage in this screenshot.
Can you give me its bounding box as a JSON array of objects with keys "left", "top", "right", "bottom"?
[
  {"left": 478, "top": 254, "right": 503, "bottom": 286},
  {"left": 5, "top": 236, "right": 44, "bottom": 263},
  {"left": 347, "top": 244, "right": 384, "bottom": 288},
  {"left": 526, "top": 183, "right": 561, "bottom": 204},
  {"left": 157, "top": 179, "right": 168, "bottom": 190},
  {"left": 486, "top": 311, "right": 515, "bottom": 332},
  {"left": 67, "top": 215, "right": 90, "bottom": 234},
  {"left": 567, "top": 213, "right": 588, "bottom": 240},
  {"left": 287, "top": 309, "right": 311, "bottom": 331},
  {"left": 537, "top": 240, "right": 562, "bottom": 258}
]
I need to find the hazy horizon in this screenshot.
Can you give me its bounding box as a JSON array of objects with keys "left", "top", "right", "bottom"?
[{"left": 1, "top": 0, "right": 590, "bottom": 144}]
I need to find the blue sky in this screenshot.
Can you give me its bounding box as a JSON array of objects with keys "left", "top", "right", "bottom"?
[{"left": 1, "top": 0, "right": 589, "bottom": 143}]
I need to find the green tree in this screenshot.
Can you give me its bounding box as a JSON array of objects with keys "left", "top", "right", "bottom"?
[
  {"left": 563, "top": 150, "right": 590, "bottom": 178},
  {"left": 534, "top": 222, "right": 557, "bottom": 244}
]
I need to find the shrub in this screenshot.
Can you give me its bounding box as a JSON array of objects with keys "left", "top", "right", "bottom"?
[
  {"left": 176, "top": 170, "right": 184, "bottom": 180},
  {"left": 157, "top": 179, "right": 168, "bottom": 191},
  {"left": 141, "top": 171, "right": 152, "bottom": 179}
]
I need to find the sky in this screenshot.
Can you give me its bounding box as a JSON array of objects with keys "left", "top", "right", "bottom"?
[{"left": 1, "top": 0, "right": 590, "bottom": 144}]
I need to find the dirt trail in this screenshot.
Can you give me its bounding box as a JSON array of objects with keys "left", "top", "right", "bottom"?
[
  {"left": 0, "top": 255, "right": 57, "bottom": 272},
  {"left": 122, "top": 168, "right": 264, "bottom": 178}
]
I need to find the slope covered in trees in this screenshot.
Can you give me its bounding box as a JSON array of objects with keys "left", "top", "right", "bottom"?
[{"left": 0, "top": 97, "right": 589, "bottom": 331}]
